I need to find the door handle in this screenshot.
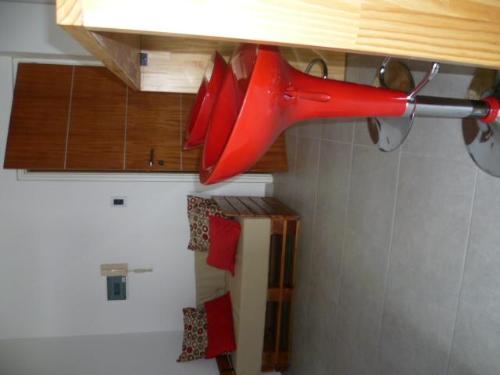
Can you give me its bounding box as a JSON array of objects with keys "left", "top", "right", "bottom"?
[{"left": 149, "top": 148, "right": 154, "bottom": 167}]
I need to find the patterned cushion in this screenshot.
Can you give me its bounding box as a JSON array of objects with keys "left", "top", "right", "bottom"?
[
  {"left": 187, "top": 195, "right": 224, "bottom": 251},
  {"left": 177, "top": 307, "right": 208, "bottom": 362}
]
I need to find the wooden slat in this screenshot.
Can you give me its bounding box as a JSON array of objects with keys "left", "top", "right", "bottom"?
[
  {"left": 249, "top": 197, "right": 274, "bottom": 215},
  {"left": 267, "top": 288, "right": 293, "bottom": 302},
  {"left": 271, "top": 219, "right": 285, "bottom": 235},
  {"left": 4, "top": 64, "right": 73, "bottom": 170},
  {"left": 213, "top": 197, "right": 239, "bottom": 217},
  {"left": 239, "top": 197, "right": 267, "bottom": 216},
  {"left": 57, "top": 0, "right": 500, "bottom": 70},
  {"left": 226, "top": 197, "right": 254, "bottom": 216},
  {"left": 262, "top": 197, "right": 298, "bottom": 219},
  {"left": 66, "top": 66, "right": 127, "bottom": 170},
  {"left": 216, "top": 355, "right": 235, "bottom": 375}
]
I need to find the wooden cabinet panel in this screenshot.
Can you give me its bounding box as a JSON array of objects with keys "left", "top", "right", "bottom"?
[
  {"left": 180, "top": 94, "right": 201, "bottom": 171},
  {"left": 4, "top": 63, "right": 287, "bottom": 174},
  {"left": 126, "top": 91, "right": 181, "bottom": 171},
  {"left": 4, "top": 64, "right": 73, "bottom": 170},
  {"left": 179, "top": 94, "right": 288, "bottom": 173},
  {"left": 66, "top": 66, "right": 127, "bottom": 170}
]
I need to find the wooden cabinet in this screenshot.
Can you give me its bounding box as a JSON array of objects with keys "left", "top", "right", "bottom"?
[
  {"left": 127, "top": 91, "right": 181, "bottom": 171},
  {"left": 4, "top": 63, "right": 287, "bottom": 174},
  {"left": 66, "top": 66, "right": 127, "bottom": 170},
  {"left": 4, "top": 64, "right": 73, "bottom": 170}
]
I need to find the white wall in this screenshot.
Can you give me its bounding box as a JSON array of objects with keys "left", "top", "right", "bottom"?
[
  {"left": 0, "top": 2, "right": 89, "bottom": 57},
  {"left": 0, "top": 5, "right": 278, "bottom": 374},
  {"left": 0, "top": 2, "right": 270, "bottom": 341}
]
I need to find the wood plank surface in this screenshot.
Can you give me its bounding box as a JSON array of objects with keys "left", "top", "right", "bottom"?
[
  {"left": 249, "top": 197, "right": 275, "bottom": 216},
  {"left": 4, "top": 64, "right": 73, "bottom": 170},
  {"left": 61, "top": 26, "right": 141, "bottom": 90},
  {"left": 267, "top": 288, "right": 293, "bottom": 302},
  {"left": 57, "top": 0, "right": 500, "bottom": 70},
  {"left": 239, "top": 197, "right": 268, "bottom": 216},
  {"left": 263, "top": 197, "right": 298, "bottom": 219},
  {"left": 126, "top": 91, "right": 181, "bottom": 171},
  {"left": 66, "top": 66, "right": 127, "bottom": 170},
  {"left": 179, "top": 93, "right": 200, "bottom": 171},
  {"left": 215, "top": 196, "right": 298, "bottom": 219},
  {"left": 226, "top": 197, "right": 254, "bottom": 216},
  {"left": 212, "top": 197, "right": 238, "bottom": 217},
  {"left": 140, "top": 37, "right": 346, "bottom": 93}
]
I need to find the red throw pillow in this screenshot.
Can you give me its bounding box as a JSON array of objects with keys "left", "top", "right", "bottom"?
[
  {"left": 204, "top": 293, "right": 236, "bottom": 358},
  {"left": 207, "top": 216, "right": 241, "bottom": 275}
]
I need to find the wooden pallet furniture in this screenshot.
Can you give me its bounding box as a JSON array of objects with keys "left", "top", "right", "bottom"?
[
  {"left": 213, "top": 196, "right": 300, "bottom": 373},
  {"left": 216, "top": 354, "right": 236, "bottom": 375}
]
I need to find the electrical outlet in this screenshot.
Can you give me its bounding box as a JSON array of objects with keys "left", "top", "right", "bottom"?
[
  {"left": 111, "top": 197, "right": 127, "bottom": 207},
  {"left": 107, "top": 276, "right": 127, "bottom": 301}
]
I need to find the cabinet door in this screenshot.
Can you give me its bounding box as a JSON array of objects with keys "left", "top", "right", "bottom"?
[
  {"left": 66, "top": 66, "right": 127, "bottom": 170},
  {"left": 4, "top": 64, "right": 73, "bottom": 170},
  {"left": 180, "top": 94, "right": 201, "bottom": 171},
  {"left": 126, "top": 91, "right": 181, "bottom": 171}
]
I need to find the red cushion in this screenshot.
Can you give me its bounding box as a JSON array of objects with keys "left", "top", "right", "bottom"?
[
  {"left": 204, "top": 293, "right": 236, "bottom": 358},
  {"left": 207, "top": 216, "right": 241, "bottom": 275}
]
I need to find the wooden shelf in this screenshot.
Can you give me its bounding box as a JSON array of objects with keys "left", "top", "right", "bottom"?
[{"left": 57, "top": 0, "right": 500, "bottom": 93}]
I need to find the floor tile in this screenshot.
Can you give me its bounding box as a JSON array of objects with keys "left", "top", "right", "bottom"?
[
  {"left": 379, "top": 154, "right": 476, "bottom": 375},
  {"left": 448, "top": 171, "right": 500, "bottom": 375}
]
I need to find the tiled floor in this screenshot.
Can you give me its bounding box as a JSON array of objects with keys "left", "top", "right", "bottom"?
[{"left": 273, "top": 55, "right": 500, "bottom": 375}]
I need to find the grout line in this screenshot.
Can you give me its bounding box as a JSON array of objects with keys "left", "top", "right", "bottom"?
[
  {"left": 319, "top": 137, "right": 353, "bottom": 146},
  {"left": 331, "top": 130, "right": 356, "bottom": 343},
  {"left": 310, "top": 137, "right": 322, "bottom": 262},
  {"left": 401, "top": 149, "right": 471, "bottom": 163},
  {"left": 445, "top": 167, "right": 479, "bottom": 375},
  {"left": 122, "top": 87, "right": 128, "bottom": 170},
  {"left": 63, "top": 66, "right": 75, "bottom": 169},
  {"left": 295, "top": 136, "right": 321, "bottom": 324},
  {"left": 297, "top": 135, "right": 353, "bottom": 146},
  {"left": 292, "top": 133, "right": 299, "bottom": 175},
  {"left": 374, "top": 143, "right": 403, "bottom": 362}
]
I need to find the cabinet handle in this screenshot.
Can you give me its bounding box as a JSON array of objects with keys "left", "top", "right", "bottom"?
[{"left": 149, "top": 148, "right": 154, "bottom": 167}]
